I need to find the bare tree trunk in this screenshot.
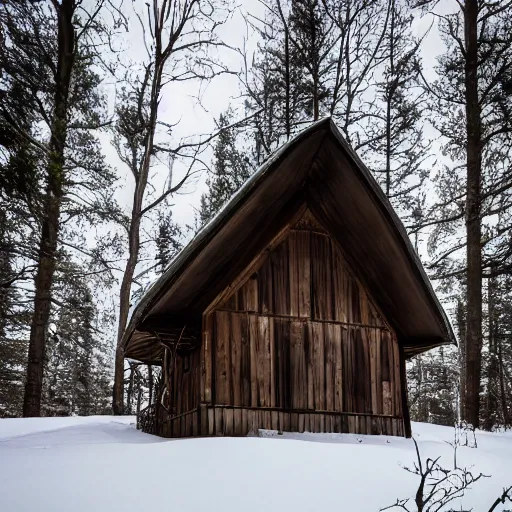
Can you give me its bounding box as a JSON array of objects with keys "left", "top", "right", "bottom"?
[
  {"left": 456, "top": 298, "right": 466, "bottom": 420},
  {"left": 463, "top": 0, "right": 483, "bottom": 428},
  {"left": 498, "top": 337, "right": 509, "bottom": 427},
  {"left": 483, "top": 274, "right": 498, "bottom": 430},
  {"left": 276, "top": 0, "right": 291, "bottom": 139},
  {"left": 112, "top": 0, "right": 227, "bottom": 413},
  {"left": 126, "top": 363, "right": 135, "bottom": 414},
  {"left": 113, "top": 211, "right": 142, "bottom": 414},
  {"left": 113, "top": 1, "right": 183, "bottom": 413},
  {"left": 113, "top": 37, "right": 166, "bottom": 414},
  {"left": 313, "top": 75, "right": 319, "bottom": 121},
  {"left": 385, "top": 0, "right": 395, "bottom": 197},
  {"left": 23, "top": 0, "right": 75, "bottom": 417}
]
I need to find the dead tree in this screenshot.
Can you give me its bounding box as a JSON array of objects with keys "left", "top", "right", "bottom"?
[
  {"left": 112, "top": 0, "right": 233, "bottom": 414},
  {"left": 381, "top": 438, "right": 487, "bottom": 512}
]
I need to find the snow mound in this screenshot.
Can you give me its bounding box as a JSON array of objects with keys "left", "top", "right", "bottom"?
[{"left": 0, "top": 417, "right": 511, "bottom": 512}]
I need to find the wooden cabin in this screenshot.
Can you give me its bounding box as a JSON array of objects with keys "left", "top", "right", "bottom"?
[{"left": 123, "top": 118, "right": 454, "bottom": 439}]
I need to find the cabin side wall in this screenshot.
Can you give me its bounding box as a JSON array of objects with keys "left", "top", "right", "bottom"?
[
  {"left": 200, "top": 212, "right": 406, "bottom": 437},
  {"left": 153, "top": 349, "right": 201, "bottom": 438}
]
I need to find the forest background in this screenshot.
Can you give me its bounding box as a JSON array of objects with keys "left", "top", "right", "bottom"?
[{"left": 1, "top": 0, "right": 511, "bottom": 431}]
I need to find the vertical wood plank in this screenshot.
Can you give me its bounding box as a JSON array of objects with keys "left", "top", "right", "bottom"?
[
  {"left": 271, "top": 238, "right": 290, "bottom": 315},
  {"left": 270, "top": 317, "right": 276, "bottom": 409},
  {"left": 288, "top": 231, "right": 299, "bottom": 317},
  {"left": 247, "top": 410, "right": 255, "bottom": 435},
  {"left": 304, "top": 414, "right": 309, "bottom": 432},
  {"left": 311, "top": 233, "right": 333, "bottom": 320},
  {"left": 382, "top": 330, "right": 394, "bottom": 415},
  {"left": 240, "top": 313, "right": 251, "bottom": 406},
  {"left": 236, "top": 286, "right": 246, "bottom": 312},
  {"left": 334, "top": 324, "right": 343, "bottom": 411},
  {"left": 193, "top": 412, "right": 198, "bottom": 436},
  {"left": 312, "top": 322, "right": 325, "bottom": 411},
  {"left": 392, "top": 334, "right": 402, "bottom": 417},
  {"left": 249, "top": 315, "right": 259, "bottom": 407},
  {"left": 214, "top": 407, "right": 223, "bottom": 435},
  {"left": 383, "top": 381, "right": 392, "bottom": 416},
  {"left": 324, "top": 323, "right": 336, "bottom": 411},
  {"left": 370, "top": 328, "right": 378, "bottom": 415},
  {"left": 299, "top": 413, "right": 305, "bottom": 433},
  {"left": 306, "top": 323, "right": 315, "bottom": 409},
  {"left": 202, "top": 314, "right": 214, "bottom": 403},
  {"left": 332, "top": 243, "right": 347, "bottom": 323},
  {"left": 334, "top": 413, "right": 342, "bottom": 433},
  {"left": 231, "top": 313, "right": 242, "bottom": 406},
  {"left": 224, "top": 293, "right": 237, "bottom": 311},
  {"left": 199, "top": 405, "right": 207, "bottom": 436},
  {"left": 354, "top": 327, "right": 371, "bottom": 413},
  {"left": 272, "top": 410, "right": 279, "bottom": 430},
  {"left": 283, "top": 411, "right": 290, "bottom": 432},
  {"left": 241, "top": 408, "right": 248, "bottom": 435},
  {"left": 258, "top": 257, "right": 273, "bottom": 314},
  {"left": 257, "top": 316, "right": 271, "bottom": 407},
  {"left": 279, "top": 411, "right": 286, "bottom": 432},
  {"left": 296, "top": 230, "right": 311, "bottom": 318},
  {"left": 224, "top": 408, "right": 234, "bottom": 436},
  {"left": 376, "top": 330, "right": 382, "bottom": 414},
  {"left": 215, "top": 311, "right": 230, "bottom": 404},
  {"left": 342, "top": 327, "right": 354, "bottom": 412},
  {"left": 234, "top": 408, "right": 242, "bottom": 436},
  {"left": 291, "top": 413, "right": 298, "bottom": 431},
  {"left": 290, "top": 321, "right": 306, "bottom": 409},
  {"left": 351, "top": 276, "right": 361, "bottom": 324},
  {"left": 208, "top": 408, "right": 214, "bottom": 435},
  {"left": 246, "top": 276, "right": 259, "bottom": 312},
  {"left": 274, "top": 318, "right": 291, "bottom": 409},
  {"left": 318, "top": 414, "right": 325, "bottom": 433}
]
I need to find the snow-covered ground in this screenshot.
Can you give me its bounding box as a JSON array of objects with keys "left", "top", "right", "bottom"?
[{"left": 1, "top": 416, "right": 511, "bottom": 512}]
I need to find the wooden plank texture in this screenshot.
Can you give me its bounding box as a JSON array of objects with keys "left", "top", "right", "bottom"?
[
  {"left": 311, "top": 233, "right": 333, "bottom": 320},
  {"left": 200, "top": 211, "right": 405, "bottom": 439}
]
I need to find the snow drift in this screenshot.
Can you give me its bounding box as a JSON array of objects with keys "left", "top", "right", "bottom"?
[{"left": 0, "top": 416, "right": 511, "bottom": 511}]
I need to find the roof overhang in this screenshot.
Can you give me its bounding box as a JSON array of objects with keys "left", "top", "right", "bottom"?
[{"left": 123, "top": 118, "right": 456, "bottom": 362}]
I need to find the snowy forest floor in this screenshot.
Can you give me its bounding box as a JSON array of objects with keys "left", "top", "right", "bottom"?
[{"left": 1, "top": 416, "right": 512, "bottom": 512}]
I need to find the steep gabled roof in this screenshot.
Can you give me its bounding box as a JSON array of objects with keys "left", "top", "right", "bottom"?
[{"left": 123, "top": 118, "right": 455, "bottom": 362}]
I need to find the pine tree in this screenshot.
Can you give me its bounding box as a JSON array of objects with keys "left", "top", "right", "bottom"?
[
  {"left": 156, "top": 212, "right": 183, "bottom": 272},
  {"left": 245, "top": 0, "right": 393, "bottom": 155},
  {"left": 43, "top": 262, "right": 112, "bottom": 416},
  {"left": 287, "top": 0, "right": 335, "bottom": 121},
  {"left": 244, "top": 2, "right": 306, "bottom": 162},
  {"left": 364, "top": 0, "right": 429, "bottom": 223},
  {"left": 0, "top": 209, "right": 29, "bottom": 417},
  {"left": 0, "top": 0, "right": 119, "bottom": 416},
  {"left": 197, "top": 111, "right": 251, "bottom": 227},
  {"left": 408, "top": 346, "right": 458, "bottom": 426}
]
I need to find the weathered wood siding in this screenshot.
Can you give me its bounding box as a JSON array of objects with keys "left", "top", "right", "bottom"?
[
  {"left": 207, "top": 210, "right": 403, "bottom": 434},
  {"left": 211, "top": 312, "right": 400, "bottom": 418},
  {"left": 142, "top": 348, "right": 201, "bottom": 438},
  {"left": 156, "top": 348, "right": 201, "bottom": 434},
  {"left": 201, "top": 406, "right": 404, "bottom": 437},
  {"left": 169, "top": 349, "right": 201, "bottom": 416}
]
